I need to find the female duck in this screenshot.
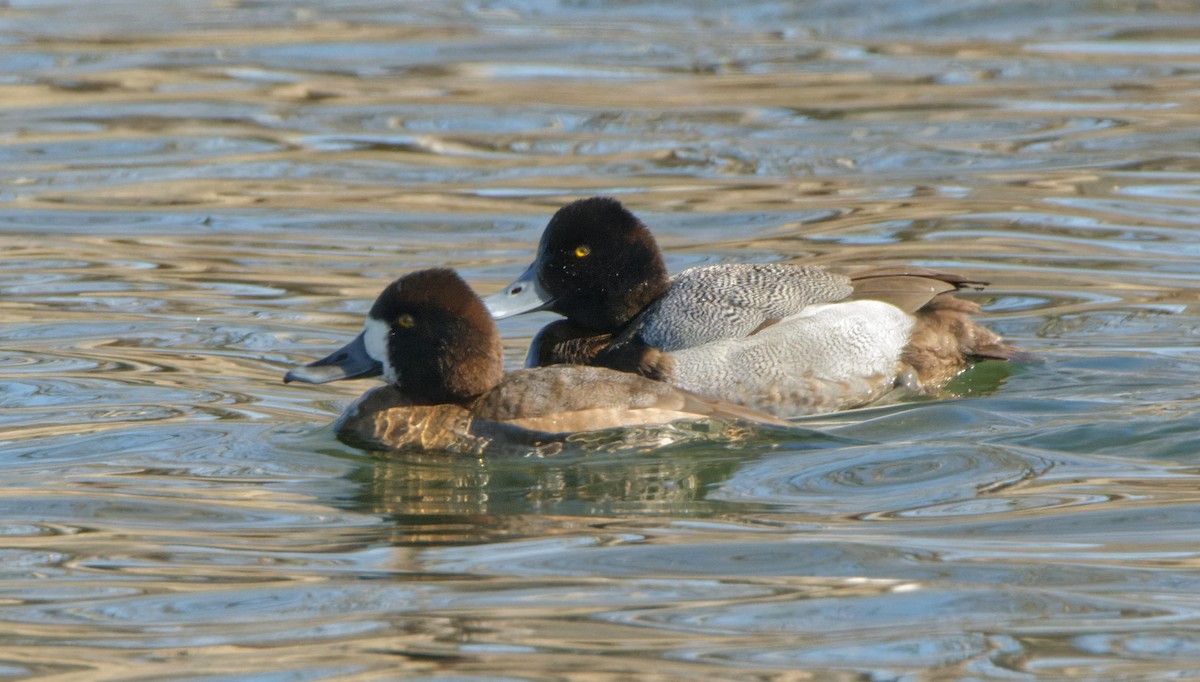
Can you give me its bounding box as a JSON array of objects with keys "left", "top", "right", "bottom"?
[
  {"left": 485, "top": 197, "right": 1015, "bottom": 417},
  {"left": 284, "top": 268, "right": 785, "bottom": 454}
]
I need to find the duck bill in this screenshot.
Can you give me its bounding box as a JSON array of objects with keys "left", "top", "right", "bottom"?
[
  {"left": 483, "top": 262, "right": 556, "bottom": 319},
  {"left": 284, "top": 332, "right": 382, "bottom": 384}
]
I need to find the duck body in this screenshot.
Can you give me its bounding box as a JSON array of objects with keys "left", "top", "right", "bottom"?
[
  {"left": 486, "top": 197, "right": 1014, "bottom": 418},
  {"left": 285, "top": 269, "right": 785, "bottom": 455},
  {"left": 653, "top": 297, "right": 916, "bottom": 415},
  {"left": 335, "top": 364, "right": 786, "bottom": 455}
]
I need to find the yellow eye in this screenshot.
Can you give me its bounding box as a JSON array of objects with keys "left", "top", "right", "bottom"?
[
  {"left": 396, "top": 314, "right": 415, "bottom": 328},
  {"left": 574, "top": 245, "right": 591, "bottom": 258}
]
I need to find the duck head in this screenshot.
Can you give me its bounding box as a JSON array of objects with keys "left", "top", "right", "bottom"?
[
  {"left": 285, "top": 268, "right": 504, "bottom": 405},
  {"left": 484, "top": 197, "right": 671, "bottom": 332}
]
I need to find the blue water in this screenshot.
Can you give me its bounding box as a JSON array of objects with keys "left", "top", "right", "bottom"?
[{"left": 3, "top": 1, "right": 1200, "bottom": 679}]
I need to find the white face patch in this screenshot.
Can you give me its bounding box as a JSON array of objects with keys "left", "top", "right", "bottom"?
[{"left": 362, "top": 317, "right": 397, "bottom": 385}]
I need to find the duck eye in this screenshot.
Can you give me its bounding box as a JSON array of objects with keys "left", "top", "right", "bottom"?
[
  {"left": 395, "top": 313, "right": 415, "bottom": 328},
  {"left": 574, "top": 245, "right": 591, "bottom": 258}
]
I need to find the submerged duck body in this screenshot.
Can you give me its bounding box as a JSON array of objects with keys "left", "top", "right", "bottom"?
[
  {"left": 284, "top": 269, "right": 785, "bottom": 455},
  {"left": 485, "top": 197, "right": 1015, "bottom": 417}
]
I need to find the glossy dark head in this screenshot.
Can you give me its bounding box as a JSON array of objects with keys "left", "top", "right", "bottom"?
[
  {"left": 484, "top": 197, "right": 670, "bottom": 331},
  {"left": 285, "top": 269, "right": 504, "bottom": 405}
]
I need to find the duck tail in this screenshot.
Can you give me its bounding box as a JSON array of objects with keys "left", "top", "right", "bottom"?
[{"left": 901, "top": 291, "right": 1031, "bottom": 389}]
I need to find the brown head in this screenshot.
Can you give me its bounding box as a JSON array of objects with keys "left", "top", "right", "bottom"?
[{"left": 285, "top": 268, "right": 504, "bottom": 405}]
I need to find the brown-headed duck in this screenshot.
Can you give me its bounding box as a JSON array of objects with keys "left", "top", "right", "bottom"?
[
  {"left": 484, "top": 197, "right": 1018, "bottom": 418},
  {"left": 284, "top": 268, "right": 786, "bottom": 454}
]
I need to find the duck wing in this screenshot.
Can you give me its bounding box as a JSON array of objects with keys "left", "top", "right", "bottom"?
[
  {"left": 849, "top": 266, "right": 987, "bottom": 314},
  {"left": 471, "top": 366, "right": 789, "bottom": 431},
  {"left": 636, "top": 263, "right": 853, "bottom": 351}
]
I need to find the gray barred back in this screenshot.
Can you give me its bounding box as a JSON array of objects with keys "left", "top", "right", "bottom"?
[{"left": 637, "top": 264, "right": 853, "bottom": 351}]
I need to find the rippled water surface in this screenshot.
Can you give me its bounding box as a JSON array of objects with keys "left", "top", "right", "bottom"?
[{"left": 4, "top": 1, "right": 1200, "bottom": 679}]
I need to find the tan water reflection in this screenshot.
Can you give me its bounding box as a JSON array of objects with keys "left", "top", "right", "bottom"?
[{"left": 4, "top": 1, "right": 1200, "bottom": 679}]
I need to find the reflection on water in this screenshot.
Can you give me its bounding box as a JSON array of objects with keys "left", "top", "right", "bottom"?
[{"left": 4, "top": 0, "right": 1200, "bottom": 679}]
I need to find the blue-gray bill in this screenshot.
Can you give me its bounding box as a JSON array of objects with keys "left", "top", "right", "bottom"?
[
  {"left": 283, "top": 332, "right": 382, "bottom": 384},
  {"left": 482, "top": 261, "right": 555, "bottom": 319}
]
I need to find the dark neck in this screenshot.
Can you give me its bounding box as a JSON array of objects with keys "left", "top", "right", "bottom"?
[{"left": 560, "top": 256, "right": 670, "bottom": 331}]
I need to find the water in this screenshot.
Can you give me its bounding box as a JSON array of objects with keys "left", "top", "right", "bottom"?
[{"left": 3, "top": 0, "right": 1200, "bottom": 678}]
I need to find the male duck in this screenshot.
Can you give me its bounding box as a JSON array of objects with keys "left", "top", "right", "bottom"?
[
  {"left": 484, "top": 197, "right": 1015, "bottom": 417},
  {"left": 284, "top": 268, "right": 785, "bottom": 454}
]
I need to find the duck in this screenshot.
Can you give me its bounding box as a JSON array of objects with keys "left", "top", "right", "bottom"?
[
  {"left": 283, "top": 268, "right": 787, "bottom": 455},
  {"left": 484, "top": 197, "right": 1016, "bottom": 418}
]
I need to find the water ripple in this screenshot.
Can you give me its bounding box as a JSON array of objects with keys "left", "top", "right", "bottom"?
[
  {"left": 712, "top": 442, "right": 1051, "bottom": 518},
  {"left": 3, "top": 2, "right": 1200, "bottom": 679},
  {"left": 603, "top": 586, "right": 1174, "bottom": 639}
]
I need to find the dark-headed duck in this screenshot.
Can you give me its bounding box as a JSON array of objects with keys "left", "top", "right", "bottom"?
[
  {"left": 284, "top": 268, "right": 786, "bottom": 454},
  {"left": 484, "top": 197, "right": 1017, "bottom": 417}
]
